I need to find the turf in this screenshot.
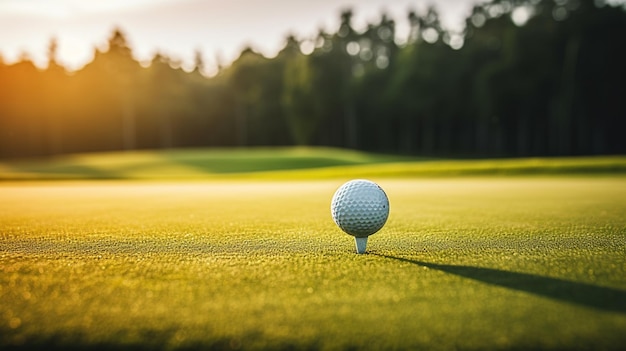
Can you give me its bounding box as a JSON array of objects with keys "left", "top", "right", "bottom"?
[
  {"left": 1, "top": 147, "right": 625, "bottom": 180},
  {"left": 1, "top": 177, "right": 625, "bottom": 350},
  {"left": 0, "top": 147, "right": 419, "bottom": 180}
]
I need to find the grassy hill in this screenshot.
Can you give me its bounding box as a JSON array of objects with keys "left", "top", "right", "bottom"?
[{"left": 1, "top": 147, "right": 625, "bottom": 180}]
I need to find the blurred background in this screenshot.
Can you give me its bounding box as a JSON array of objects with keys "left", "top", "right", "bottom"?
[{"left": 1, "top": 0, "right": 625, "bottom": 159}]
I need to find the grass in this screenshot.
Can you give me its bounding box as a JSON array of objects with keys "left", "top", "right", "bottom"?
[
  {"left": 1, "top": 148, "right": 625, "bottom": 349},
  {"left": 0, "top": 147, "right": 418, "bottom": 180},
  {"left": 1, "top": 176, "right": 626, "bottom": 350},
  {"left": 1, "top": 147, "right": 625, "bottom": 180}
]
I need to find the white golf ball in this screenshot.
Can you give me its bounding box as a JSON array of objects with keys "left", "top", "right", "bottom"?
[{"left": 331, "top": 179, "right": 389, "bottom": 237}]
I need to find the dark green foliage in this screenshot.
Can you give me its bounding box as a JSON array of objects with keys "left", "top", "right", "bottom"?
[{"left": 1, "top": 0, "right": 625, "bottom": 159}]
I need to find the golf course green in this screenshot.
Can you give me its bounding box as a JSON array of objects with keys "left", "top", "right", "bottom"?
[{"left": 1, "top": 148, "right": 625, "bottom": 350}]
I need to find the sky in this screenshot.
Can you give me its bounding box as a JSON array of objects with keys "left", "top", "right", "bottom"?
[{"left": 1, "top": 0, "right": 621, "bottom": 76}]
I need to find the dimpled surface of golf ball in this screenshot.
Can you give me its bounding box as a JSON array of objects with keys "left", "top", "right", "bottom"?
[{"left": 331, "top": 179, "right": 389, "bottom": 237}]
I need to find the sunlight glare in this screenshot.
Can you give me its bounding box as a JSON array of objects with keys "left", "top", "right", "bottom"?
[
  {"left": 299, "top": 40, "right": 315, "bottom": 55},
  {"left": 421, "top": 27, "right": 439, "bottom": 44},
  {"left": 511, "top": 6, "right": 533, "bottom": 27},
  {"left": 0, "top": 0, "right": 172, "bottom": 18}
]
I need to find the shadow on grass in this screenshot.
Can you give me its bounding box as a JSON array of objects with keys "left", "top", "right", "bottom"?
[
  {"left": 5, "top": 159, "right": 123, "bottom": 180},
  {"left": 374, "top": 254, "right": 626, "bottom": 315},
  {"left": 0, "top": 330, "right": 310, "bottom": 351},
  {"left": 165, "top": 154, "right": 358, "bottom": 174}
]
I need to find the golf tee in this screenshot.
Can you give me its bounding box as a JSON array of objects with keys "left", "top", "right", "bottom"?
[{"left": 355, "top": 237, "right": 368, "bottom": 254}]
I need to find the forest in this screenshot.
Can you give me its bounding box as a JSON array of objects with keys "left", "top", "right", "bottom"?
[{"left": 1, "top": 0, "right": 625, "bottom": 159}]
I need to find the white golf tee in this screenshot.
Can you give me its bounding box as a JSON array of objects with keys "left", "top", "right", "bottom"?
[{"left": 354, "top": 237, "right": 368, "bottom": 254}]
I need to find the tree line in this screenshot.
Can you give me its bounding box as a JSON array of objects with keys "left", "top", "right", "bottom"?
[{"left": 1, "top": 0, "right": 625, "bottom": 159}]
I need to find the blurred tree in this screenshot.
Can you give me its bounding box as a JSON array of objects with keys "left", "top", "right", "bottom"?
[
  {"left": 226, "top": 45, "right": 290, "bottom": 146},
  {"left": 386, "top": 6, "right": 451, "bottom": 154},
  {"left": 0, "top": 57, "right": 44, "bottom": 157},
  {"left": 355, "top": 13, "right": 400, "bottom": 152},
  {"left": 109, "top": 29, "right": 138, "bottom": 151},
  {"left": 281, "top": 37, "right": 318, "bottom": 145},
  {"left": 145, "top": 53, "right": 180, "bottom": 148},
  {"left": 71, "top": 28, "right": 141, "bottom": 152},
  {"left": 41, "top": 37, "right": 68, "bottom": 155},
  {"left": 1, "top": 0, "right": 625, "bottom": 159},
  {"left": 308, "top": 10, "right": 359, "bottom": 149},
  {"left": 193, "top": 49, "right": 205, "bottom": 75}
]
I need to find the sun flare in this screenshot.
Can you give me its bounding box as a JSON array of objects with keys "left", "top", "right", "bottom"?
[{"left": 0, "top": 0, "right": 172, "bottom": 18}]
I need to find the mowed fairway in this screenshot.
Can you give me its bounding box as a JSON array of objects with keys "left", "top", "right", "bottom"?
[{"left": 1, "top": 177, "right": 626, "bottom": 350}]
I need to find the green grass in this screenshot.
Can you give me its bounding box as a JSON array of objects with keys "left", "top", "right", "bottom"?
[
  {"left": 0, "top": 147, "right": 418, "bottom": 180},
  {"left": 1, "top": 177, "right": 625, "bottom": 350},
  {"left": 1, "top": 147, "right": 625, "bottom": 180}
]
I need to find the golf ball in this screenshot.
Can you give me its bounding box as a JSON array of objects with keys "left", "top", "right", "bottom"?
[{"left": 331, "top": 179, "right": 389, "bottom": 237}]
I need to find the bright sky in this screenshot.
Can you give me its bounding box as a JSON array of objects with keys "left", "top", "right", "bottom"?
[{"left": 0, "top": 0, "right": 565, "bottom": 75}]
